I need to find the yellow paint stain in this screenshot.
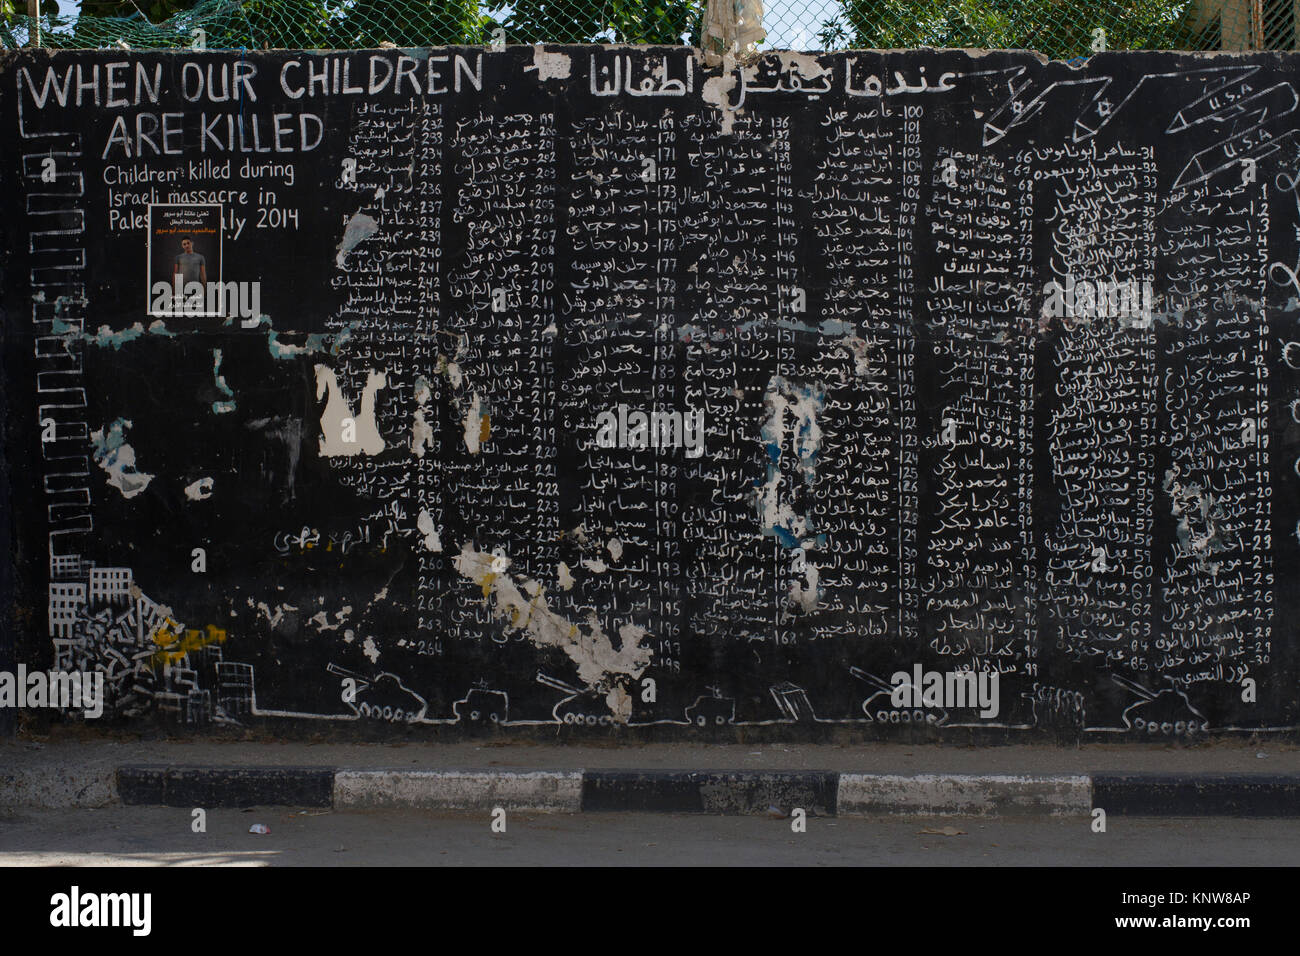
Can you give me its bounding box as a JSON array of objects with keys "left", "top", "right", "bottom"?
[
  {"left": 479, "top": 414, "right": 491, "bottom": 444},
  {"left": 150, "top": 617, "right": 182, "bottom": 649},
  {"left": 148, "top": 622, "right": 227, "bottom": 668}
]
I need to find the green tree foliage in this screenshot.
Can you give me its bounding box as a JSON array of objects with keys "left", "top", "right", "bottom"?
[
  {"left": 20, "top": 0, "right": 1280, "bottom": 54},
  {"left": 0, "top": 0, "right": 17, "bottom": 49},
  {"left": 223, "top": 0, "right": 331, "bottom": 47},
  {"left": 834, "top": 0, "right": 1203, "bottom": 57},
  {"left": 79, "top": 0, "right": 198, "bottom": 24},
  {"left": 323, "top": 0, "right": 491, "bottom": 46},
  {"left": 498, "top": 0, "right": 701, "bottom": 44},
  {"left": 4, "top": 0, "right": 70, "bottom": 47},
  {"left": 52, "top": 0, "right": 693, "bottom": 49},
  {"left": 65, "top": 0, "right": 487, "bottom": 48}
]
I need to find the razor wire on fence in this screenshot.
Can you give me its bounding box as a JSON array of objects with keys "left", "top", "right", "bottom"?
[{"left": 1, "top": 0, "right": 1298, "bottom": 58}]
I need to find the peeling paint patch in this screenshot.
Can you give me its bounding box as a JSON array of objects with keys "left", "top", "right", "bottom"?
[
  {"left": 335, "top": 212, "right": 379, "bottom": 268},
  {"left": 755, "top": 376, "right": 826, "bottom": 611},
  {"left": 439, "top": 354, "right": 464, "bottom": 390},
  {"left": 51, "top": 318, "right": 148, "bottom": 349},
  {"left": 417, "top": 508, "right": 442, "bottom": 552},
  {"left": 362, "top": 637, "right": 380, "bottom": 663},
  {"left": 757, "top": 376, "right": 825, "bottom": 498},
  {"left": 836, "top": 334, "right": 876, "bottom": 378},
  {"left": 411, "top": 378, "right": 434, "bottom": 458},
  {"left": 463, "top": 391, "right": 489, "bottom": 454},
  {"left": 788, "top": 543, "right": 820, "bottom": 614},
  {"left": 184, "top": 477, "right": 214, "bottom": 501},
  {"left": 411, "top": 410, "right": 433, "bottom": 456},
  {"left": 607, "top": 538, "right": 624, "bottom": 562},
  {"left": 147, "top": 319, "right": 176, "bottom": 337},
  {"left": 90, "top": 418, "right": 154, "bottom": 499},
  {"left": 557, "top": 562, "right": 575, "bottom": 590},
  {"left": 309, "top": 605, "right": 353, "bottom": 632},
  {"left": 252, "top": 600, "right": 297, "bottom": 630},
  {"left": 1163, "top": 468, "right": 1237, "bottom": 574},
  {"left": 267, "top": 329, "right": 308, "bottom": 359},
  {"left": 50, "top": 293, "right": 79, "bottom": 314},
  {"left": 89, "top": 322, "right": 145, "bottom": 349},
  {"left": 701, "top": 54, "right": 740, "bottom": 135},
  {"left": 531, "top": 45, "right": 572, "bottom": 80},
  {"left": 269, "top": 329, "right": 322, "bottom": 358},
  {"left": 268, "top": 324, "right": 356, "bottom": 361},
  {"left": 211, "top": 349, "right": 236, "bottom": 414},
  {"left": 453, "top": 544, "right": 652, "bottom": 721},
  {"left": 216, "top": 315, "right": 359, "bottom": 362},
  {"left": 315, "top": 365, "right": 387, "bottom": 457},
  {"left": 774, "top": 51, "right": 830, "bottom": 81}
]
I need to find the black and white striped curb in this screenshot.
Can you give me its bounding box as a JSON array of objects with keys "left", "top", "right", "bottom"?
[{"left": 3, "top": 767, "right": 1290, "bottom": 815}]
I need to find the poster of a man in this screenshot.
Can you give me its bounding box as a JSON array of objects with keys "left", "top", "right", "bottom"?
[
  {"left": 147, "top": 204, "right": 223, "bottom": 317},
  {"left": 174, "top": 236, "right": 208, "bottom": 289}
]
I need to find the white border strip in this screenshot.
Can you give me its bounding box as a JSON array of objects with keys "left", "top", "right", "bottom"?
[
  {"left": 837, "top": 773, "right": 1093, "bottom": 816},
  {"left": 334, "top": 770, "right": 583, "bottom": 811}
]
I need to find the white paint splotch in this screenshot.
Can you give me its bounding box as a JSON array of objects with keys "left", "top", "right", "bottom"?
[
  {"left": 755, "top": 376, "right": 827, "bottom": 612},
  {"left": 531, "top": 46, "right": 572, "bottom": 81},
  {"left": 1164, "top": 467, "right": 1236, "bottom": 575},
  {"left": 184, "top": 477, "right": 214, "bottom": 501},
  {"left": 251, "top": 599, "right": 298, "bottom": 630},
  {"left": 417, "top": 508, "right": 442, "bottom": 552},
  {"left": 463, "top": 391, "right": 489, "bottom": 454},
  {"left": 315, "top": 365, "right": 387, "bottom": 457},
  {"left": 411, "top": 378, "right": 434, "bottom": 458},
  {"left": 309, "top": 604, "right": 353, "bottom": 632},
  {"left": 90, "top": 418, "right": 154, "bottom": 499},
  {"left": 701, "top": 54, "right": 740, "bottom": 135},
  {"left": 335, "top": 212, "right": 379, "bottom": 268},
  {"left": 755, "top": 376, "right": 824, "bottom": 545},
  {"left": 211, "top": 349, "right": 236, "bottom": 414},
  {"left": 453, "top": 544, "right": 652, "bottom": 721}
]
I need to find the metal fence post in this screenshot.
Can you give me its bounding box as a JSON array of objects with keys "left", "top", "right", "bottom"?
[{"left": 27, "top": 0, "right": 41, "bottom": 48}]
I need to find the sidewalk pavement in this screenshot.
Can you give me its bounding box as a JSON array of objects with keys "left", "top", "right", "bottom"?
[{"left": 2, "top": 730, "right": 1298, "bottom": 816}]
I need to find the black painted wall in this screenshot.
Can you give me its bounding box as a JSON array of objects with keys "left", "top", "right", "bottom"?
[{"left": 1, "top": 46, "right": 1298, "bottom": 740}]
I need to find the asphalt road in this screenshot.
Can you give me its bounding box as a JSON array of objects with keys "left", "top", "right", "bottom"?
[{"left": 1, "top": 807, "right": 1297, "bottom": 865}]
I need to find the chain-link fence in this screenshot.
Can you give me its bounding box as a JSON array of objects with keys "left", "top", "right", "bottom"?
[{"left": 1, "top": 0, "right": 1298, "bottom": 55}]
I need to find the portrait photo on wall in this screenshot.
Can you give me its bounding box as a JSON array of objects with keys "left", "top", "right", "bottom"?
[{"left": 146, "top": 204, "right": 224, "bottom": 317}]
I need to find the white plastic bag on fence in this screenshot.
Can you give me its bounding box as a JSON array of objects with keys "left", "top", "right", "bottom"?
[{"left": 702, "top": 0, "right": 766, "bottom": 64}]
